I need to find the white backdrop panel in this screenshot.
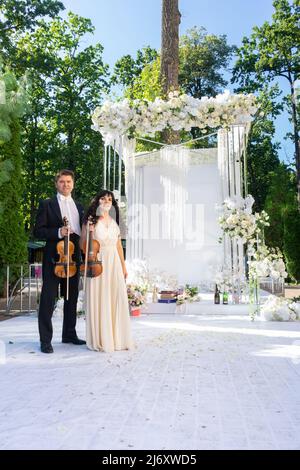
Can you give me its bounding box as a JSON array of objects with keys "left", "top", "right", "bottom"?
[{"left": 127, "top": 149, "right": 223, "bottom": 284}]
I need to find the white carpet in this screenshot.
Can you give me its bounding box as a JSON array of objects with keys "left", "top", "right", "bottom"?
[{"left": 1, "top": 308, "right": 300, "bottom": 450}]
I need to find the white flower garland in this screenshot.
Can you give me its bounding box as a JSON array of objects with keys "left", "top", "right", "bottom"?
[{"left": 92, "top": 90, "right": 257, "bottom": 144}]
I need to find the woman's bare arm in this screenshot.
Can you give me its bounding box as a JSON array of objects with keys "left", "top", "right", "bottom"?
[{"left": 117, "top": 238, "right": 128, "bottom": 279}]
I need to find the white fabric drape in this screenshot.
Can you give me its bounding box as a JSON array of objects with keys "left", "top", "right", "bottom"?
[{"left": 126, "top": 147, "right": 223, "bottom": 284}]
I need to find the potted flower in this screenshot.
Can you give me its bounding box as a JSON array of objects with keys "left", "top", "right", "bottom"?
[
  {"left": 175, "top": 285, "right": 200, "bottom": 311},
  {"left": 127, "top": 284, "right": 147, "bottom": 316}
]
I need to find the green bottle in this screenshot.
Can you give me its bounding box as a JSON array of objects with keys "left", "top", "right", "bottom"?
[
  {"left": 214, "top": 285, "right": 220, "bottom": 304},
  {"left": 222, "top": 291, "right": 229, "bottom": 305}
]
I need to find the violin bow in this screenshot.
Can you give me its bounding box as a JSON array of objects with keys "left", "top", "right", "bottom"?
[
  {"left": 83, "top": 218, "right": 91, "bottom": 293},
  {"left": 66, "top": 219, "right": 70, "bottom": 301}
]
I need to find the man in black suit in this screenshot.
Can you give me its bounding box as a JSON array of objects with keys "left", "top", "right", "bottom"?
[{"left": 34, "top": 169, "right": 86, "bottom": 353}]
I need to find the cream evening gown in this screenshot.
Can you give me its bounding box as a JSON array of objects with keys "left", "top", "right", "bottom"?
[{"left": 85, "top": 218, "right": 134, "bottom": 352}]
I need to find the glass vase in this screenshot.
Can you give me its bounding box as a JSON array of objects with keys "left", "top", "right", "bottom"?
[{"left": 249, "top": 275, "right": 260, "bottom": 321}]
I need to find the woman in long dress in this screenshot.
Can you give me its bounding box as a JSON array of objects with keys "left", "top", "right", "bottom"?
[{"left": 80, "top": 190, "right": 134, "bottom": 352}]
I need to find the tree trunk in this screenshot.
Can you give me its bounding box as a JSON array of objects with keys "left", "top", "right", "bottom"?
[
  {"left": 290, "top": 80, "right": 300, "bottom": 211},
  {"left": 161, "top": 0, "right": 181, "bottom": 144}
]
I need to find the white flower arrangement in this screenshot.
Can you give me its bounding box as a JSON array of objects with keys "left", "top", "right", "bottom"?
[
  {"left": 261, "top": 295, "right": 300, "bottom": 321},
  {"left": 92, "top": 90, "right": 257, "bottom": 145},
  {"left": 248, "top": 245, "right": 287, "bottom": 280},
  {"left": 219, "top": 195, "right": 269, "bottom": 244}
]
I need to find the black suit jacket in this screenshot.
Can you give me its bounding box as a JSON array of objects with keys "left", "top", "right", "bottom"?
[{"left": 34, "top": 196, "right": 85, "bottom": 266}]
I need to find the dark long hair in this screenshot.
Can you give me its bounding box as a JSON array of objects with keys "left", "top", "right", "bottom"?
[{"left": 83, "top": 189, "right": 120, "bottom": 225}]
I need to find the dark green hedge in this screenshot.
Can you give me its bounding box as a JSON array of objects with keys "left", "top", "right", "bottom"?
[
  {"left": 0, "top": 118, "right": 27, "bottom": 295},
  {"left": 283, "top": 208, "right": 300, "bottom": 282}
]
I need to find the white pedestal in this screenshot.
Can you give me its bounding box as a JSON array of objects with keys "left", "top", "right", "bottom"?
[
  {"left": 141, "top": 293, "right": 249, "bottom": 316},
  {"left": 142, "top": 302, "right": 177, "bottom": 314}
]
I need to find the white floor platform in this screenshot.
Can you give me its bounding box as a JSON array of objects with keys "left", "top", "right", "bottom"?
[{"left": 1, "top": 306, "right": 300, "bottom": 450}]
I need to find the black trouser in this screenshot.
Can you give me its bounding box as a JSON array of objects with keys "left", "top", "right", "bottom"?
[{"left": 38, "top": 260, "right": 80, "bottom": 345}]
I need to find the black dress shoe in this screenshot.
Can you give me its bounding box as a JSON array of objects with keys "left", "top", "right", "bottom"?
[
  {"left": 41, "top": 343, "right": 54, "bottom": 353},
  {"left": 62, "top": 337, "right": 86, "bottom": 345}
]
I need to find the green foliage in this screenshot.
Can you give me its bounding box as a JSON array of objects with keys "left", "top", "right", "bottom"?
[
  {"left": 0, "top": 58, "right": 29, "bottom": 293},
  {"left": 232, "top": 0, "right": 300, "bottom": 88},
  {"left": 2, "top": 4, "right": 111, "bottom": 235},
  {"left": 0, "top": 59, "right": 29, "bottom": 223},
  {"left": 283, "top": 208, "right": 300, "bottom": 282},
  {"left": 114, "top": 27, "right": 235, "bottom": 103},
  {"left": 127, "top": 57, "right": 163, "bottom": 101},
  {"left": 264, "top": 163, "right": 296, "bottom": 250},
  {"left": 246, "top": 88, "right": 282, "bottom": 211},
  {"left": 12, "top": 12, "right": 110, "bottom": 231},
  {"left": 0, "top": 119, "right": 28, "bottom": 294},
  {"left": 111, "top": 46, "right": 158, "bottom": 96},
  {"left": 232, "top": 0, "right": 300, "bottom": 207},
  {"left": 283, "top": 91, "right": 300, "bottom": 147},
  {"left": 179, "top": 27, "right": 235, "bottom": 98},
  {"left": 0, "top": 159, "right": 13, "bottom": 190},
  {"left": 184, "top": 285, "right": 199, "bottom": 298},
  {"left": 0, "top": 0, "right": 65, "bottom": 60},
  {"left": 0, "top": 65, "right": 29, "bottom": 144},
  {"left": 115, "top": 28, "right": 234, "bottom": 150}
]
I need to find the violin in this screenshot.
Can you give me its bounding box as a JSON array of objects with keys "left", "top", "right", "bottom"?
[
  {"left": 54, "top": 216, "right": 77, "bottom": 279},
  {"left": 80, "top": 216, "right": 103, "bottom": 279}
]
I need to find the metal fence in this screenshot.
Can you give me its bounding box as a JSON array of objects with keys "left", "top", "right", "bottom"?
[
  {"left": 259, "top": 277, "right": 285, "bottom": 297},
  {"left": 3, "top": 264, "right": 43, "bottom": 315}
]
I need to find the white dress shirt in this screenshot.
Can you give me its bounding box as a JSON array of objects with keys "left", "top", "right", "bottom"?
[{"left": 57, "top": 193, "right": 81, "bottom": 238}]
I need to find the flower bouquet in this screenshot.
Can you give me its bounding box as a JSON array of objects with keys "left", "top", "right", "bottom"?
[
  {"left": 127, "top": 284, "right": 147, "bottom": 316},
  {"left": 248, "top": 245, "right": 287, "bottom": 280},
  {"left": 176, "top": 285, "right": 200, "bottom": 305}
]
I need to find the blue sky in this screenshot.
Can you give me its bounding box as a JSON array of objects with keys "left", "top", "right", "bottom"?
[{"left": 61, "top": 0, "right": 294, "bottom": 162}]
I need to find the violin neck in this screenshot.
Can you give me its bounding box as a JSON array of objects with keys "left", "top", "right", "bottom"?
[
  {"left": 64, "top": 234, "right": 68, "bottom": 255},
  {"left": 88, "top": 230, "right": 94, "bottom": 256},
  {"left": 63, "top": 217, "right": 69, "bottom": 255}
]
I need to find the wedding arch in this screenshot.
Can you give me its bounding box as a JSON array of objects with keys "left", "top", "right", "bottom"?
[{"left": 92, "top": 91, "right": 256, "bottom": 287}]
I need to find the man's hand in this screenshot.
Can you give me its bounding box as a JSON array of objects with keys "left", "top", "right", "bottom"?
[{"left": 60, "top": 226, "right": 73, "bottom": 237}]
